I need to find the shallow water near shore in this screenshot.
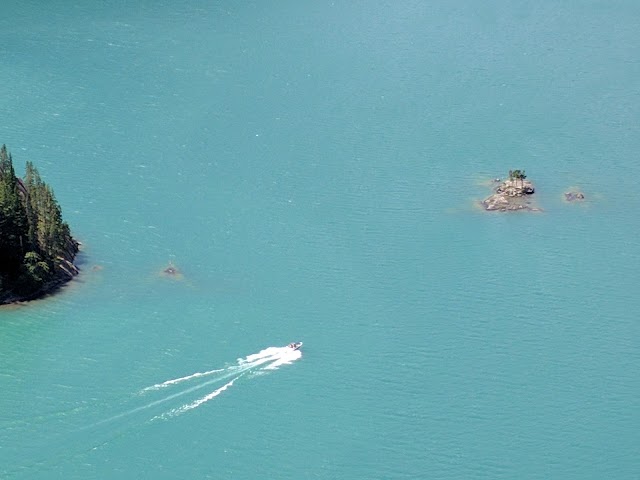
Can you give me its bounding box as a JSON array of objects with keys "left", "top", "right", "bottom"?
[{"left": 1, "top": 1, "right": 639, "bottom": 478}]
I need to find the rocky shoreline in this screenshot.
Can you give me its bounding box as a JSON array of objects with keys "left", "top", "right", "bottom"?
[{"left": 0, "top": 239, "right": 80, "bottom": 306}]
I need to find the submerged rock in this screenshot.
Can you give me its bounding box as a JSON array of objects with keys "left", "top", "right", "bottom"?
[
  {"left": 564, "top": 191, "right": 585, "bottom": 202},
  {"left": 164, "top": 265, "right": 178, "bottom": 275},
  {"left": 161, "top": 261, "right": 184, "bottom": 280}
]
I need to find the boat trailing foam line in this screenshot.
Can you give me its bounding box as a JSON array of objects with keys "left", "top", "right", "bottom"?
[{"left": 144, "top": 344, "right": 303, "bottom": 419}]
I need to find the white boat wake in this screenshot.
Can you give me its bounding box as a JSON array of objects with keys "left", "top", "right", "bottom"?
[
  {"left": 141, "top": 367, "right": 226, "bottom": 391},
  {"left": 141, "top": 345, "right": 302, "bottom": 420}
]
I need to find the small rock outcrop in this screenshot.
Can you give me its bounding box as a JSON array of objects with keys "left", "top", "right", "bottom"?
[
  {"left": 482, "top": 178, "right": 539, "bottom": 212},
  {"left": 164, "top": 265, "right": 178, "bottom": 275},
  {"left": 161, "top": 261, "right": 184, "bottom": 280}
]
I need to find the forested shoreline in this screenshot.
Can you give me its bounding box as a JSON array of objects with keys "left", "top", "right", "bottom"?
[{"left": 0, "top": 145, "right": 79, "bottom": 304}]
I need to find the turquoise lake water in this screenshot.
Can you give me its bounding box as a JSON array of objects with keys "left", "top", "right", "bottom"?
[{"left": 1, "top": 1, "right": 639, "bottom": 478}]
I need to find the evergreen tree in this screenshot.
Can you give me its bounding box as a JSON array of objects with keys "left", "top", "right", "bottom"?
[
  {"left": 23, "top": 161, "right": 71, "bottom": 259},
  {"left": 0, "top": 147, "right": 29, "bottom": 272},
  {"left": 21, "top": 251, "right": 50, "bottom": 284},
  {"left": 519, "top": 170, "right": 527, "bottom": 187},
  {"left": 24, "top": 161, "right": 40, "bottom": 250}
]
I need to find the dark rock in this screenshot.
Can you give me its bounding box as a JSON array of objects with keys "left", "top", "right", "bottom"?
[
  {"left": 162, "top": 261, "right": 183, "bottom": 279},
  {"left": 164, "top": 266, "right": 178, "bottom": 275}
]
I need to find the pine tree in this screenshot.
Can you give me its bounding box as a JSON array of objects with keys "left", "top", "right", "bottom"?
[
  {"left": 0, "top": 147, "right": 29, "bottom": 272},
  {"left": 24, "top": 161, "right": 40, "bottom": 250}
]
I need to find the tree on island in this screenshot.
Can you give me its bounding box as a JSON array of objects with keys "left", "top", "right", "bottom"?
[
  {"left": 510, "top": 169, "right": 527, "bottom": 188},
  {"left": 0, "top": 144, "right": 78, "bottom": 302}
]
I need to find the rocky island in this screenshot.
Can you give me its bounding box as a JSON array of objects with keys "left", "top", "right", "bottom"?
[
  {"left": 0, "top": 145, "right": 79, "bottom": 305},
  {"left": 482, "top": 169, "right": 540, "bottom": 212}
]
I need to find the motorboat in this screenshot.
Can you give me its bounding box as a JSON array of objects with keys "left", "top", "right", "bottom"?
[{"left": 287, "top": 342, "right": 303, "bottom": 351}]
